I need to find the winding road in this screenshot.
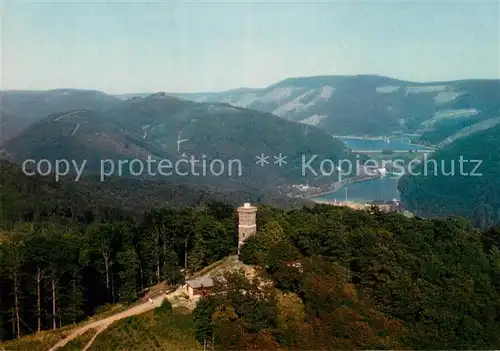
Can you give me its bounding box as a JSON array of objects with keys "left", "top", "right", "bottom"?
[{"left": 47, "top": 294, "right": 167, "bottom": 351}]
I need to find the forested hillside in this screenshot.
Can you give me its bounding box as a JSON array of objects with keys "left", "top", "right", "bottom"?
[
  {"left": 0, "top": 195, "right": 241, "bottom": 341},
  {"left": 1, "top": 139, "right": 499, "bottom": 350},
  {"left": 1, "top": 187, "right": 500, "bottom": 349},
  {"left": 0, "top": 160, "right": 306, "bottom": 223},
  {"left": 229, "top": 206, "right": 500, "bottom": 349},
  {"left": 398, "top": 123, "right": 500, "bottom": 227},
  {"left": 0, "top": 158, "right": 305, "bottom": 343}
]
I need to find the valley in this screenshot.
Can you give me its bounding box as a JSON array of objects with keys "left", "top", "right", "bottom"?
[{"left": 1, "top": 81, "right": 497, "bottom": 222}]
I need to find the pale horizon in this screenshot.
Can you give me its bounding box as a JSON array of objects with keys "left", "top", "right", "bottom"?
[
  {"left": 3, "top": 1, "right": 499, "bottom": 94},
  {"left": 2, "top": 73, "right": 500, "bottom": 96}
]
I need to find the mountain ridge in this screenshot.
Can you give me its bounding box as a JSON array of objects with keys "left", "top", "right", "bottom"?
[
  {"left": 2, "top": 75, "right": 499, "bottom": 147},
  {"left": 2, "top": 94, "right": 351, "bottom": 191},
  {"left": 157, "top": 75, "right": 500, "bottom": 141},
  {"left": 0, "top": 89, "right": 121, "bottom": 143}
]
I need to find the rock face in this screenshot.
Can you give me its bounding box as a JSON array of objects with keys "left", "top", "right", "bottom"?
[{"left": 237, "top": 203, "right": 257, "bottom": 254}]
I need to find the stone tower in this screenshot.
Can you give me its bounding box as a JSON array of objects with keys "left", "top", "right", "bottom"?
[{"left": 237, "top": 203, "right": 257, "bottom": 255}]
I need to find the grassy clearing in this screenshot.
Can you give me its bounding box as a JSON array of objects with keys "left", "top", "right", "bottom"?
[
  {"left": 87, "top": 303, "right": 129, "bottom": 321},
  {"left": 58, "top": 328, "right": 96, "bottom": 351},
  {"left": 0, "top": 325, "right": 74, "bottom": 351},
  {"left": 1, "top": 304, "right": 200, "bottom": 351},
  {"left": 87, "top": 306, "right": 202, "bottom": 351}
]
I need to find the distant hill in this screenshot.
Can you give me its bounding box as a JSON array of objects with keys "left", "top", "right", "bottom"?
[
  {"left": 398, "top": 123, "right": 500, "bottom": 227},
  {"left": 3, "top": 76, "right": 499, "bottom": 147},
  {"left": 0, "top": 109, "right": 22, "bottom": 144},
  {"left": 114, "top": 93, "right": 153, "bottom": 100},
  {"left": 1, "top": 93, "right": 351, "bottom": 190},
  {"left": 0, "top": 89, "right": 120, "bottom": 143},
  {"left": 166, "top": 75, "right": 500, "bottom": 142}
]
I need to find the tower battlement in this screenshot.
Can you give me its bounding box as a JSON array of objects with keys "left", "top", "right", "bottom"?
[{"left": 237, "top": 203, "right": 257, "bottom": 255}]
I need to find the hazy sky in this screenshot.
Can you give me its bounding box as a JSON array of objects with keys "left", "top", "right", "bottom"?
[{"left": 2, "top": 0, "right": 499, "bottom": 94}]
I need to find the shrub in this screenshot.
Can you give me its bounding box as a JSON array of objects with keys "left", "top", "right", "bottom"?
[{"left": 155, "top": 299, "right": 173, "bottom": 317}]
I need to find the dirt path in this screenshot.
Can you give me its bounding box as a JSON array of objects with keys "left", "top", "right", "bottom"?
[
  {"left": 47, "top": 264, "right": 231, "bottom": 351},
  {"left": 47, "top": 294, "right": 167, "bottom": 351}
]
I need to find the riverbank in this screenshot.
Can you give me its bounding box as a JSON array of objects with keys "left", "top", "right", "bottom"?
[
  {"left": 312, "top": 173, "right": 403, "bottom": 203},
  {"left": 313, "top": 199, "right": 369, "bottom": 210},
  {"left": 313, "top": 198, "right": 414, "bottom": 218},
  {"left": 305, "top": 173, "right": 382, "bottom": 199}
]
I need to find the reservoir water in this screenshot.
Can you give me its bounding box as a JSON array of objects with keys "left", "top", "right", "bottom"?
[
  {"left": 315, "top": 136, "right": 429, "bottom": 203},
  {"left": 316, "top": 175, "right": 402, "bottom": 203}
]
